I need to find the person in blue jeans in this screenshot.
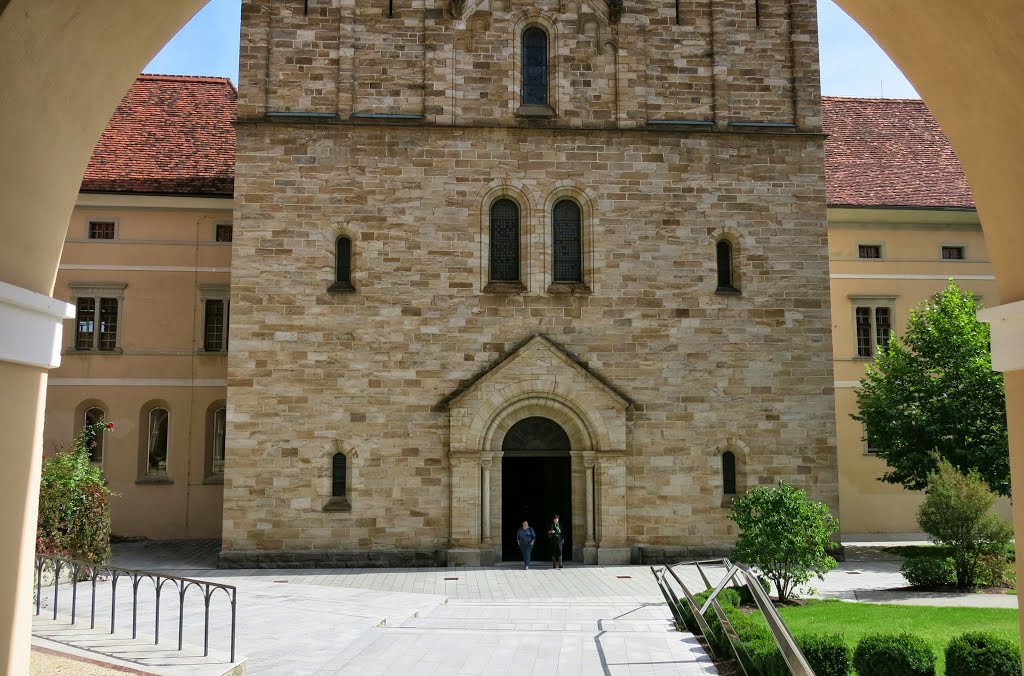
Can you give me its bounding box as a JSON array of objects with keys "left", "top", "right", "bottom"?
[{"left": 516, "top": 520, "right": 536, "bottom": 569}]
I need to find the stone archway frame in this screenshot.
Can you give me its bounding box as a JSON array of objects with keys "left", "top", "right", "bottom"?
[{"left": 445, "top": 334, "right": 630, "bottom": 566}]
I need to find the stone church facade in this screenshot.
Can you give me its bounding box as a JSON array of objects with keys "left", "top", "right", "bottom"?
[{"left": 222, "top": 0, "right": 837, "bottom": 567}]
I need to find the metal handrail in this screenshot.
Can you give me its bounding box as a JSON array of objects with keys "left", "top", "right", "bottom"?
[
  {"left": 34, "top": 555, "right": 237, "bottom": 663},
  {"left": 650, "top": 557, "right": 814, "bottom": 676}
]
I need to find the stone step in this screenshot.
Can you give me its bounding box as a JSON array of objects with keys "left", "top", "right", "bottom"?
[{"left": 399, "top": 616, "right": 678, "bottom": 633}]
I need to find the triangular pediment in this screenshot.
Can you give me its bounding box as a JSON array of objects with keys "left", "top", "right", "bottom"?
[{"left": 444, "top": 334, "right": 630, "bottom": 411}]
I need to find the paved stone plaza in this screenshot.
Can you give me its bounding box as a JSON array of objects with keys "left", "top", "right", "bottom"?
[{"left": 31, "top": 540, "right": 1016, "bottom": 675}]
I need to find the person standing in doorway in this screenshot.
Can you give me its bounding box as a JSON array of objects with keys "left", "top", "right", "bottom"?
[
  {"left": 516, "top": 520, "right": 536, "bottom": 569},
  {"left": 548, "top": 514, "right": 564, "bottom": 569}
]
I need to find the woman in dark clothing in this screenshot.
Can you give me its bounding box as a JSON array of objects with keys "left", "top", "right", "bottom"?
[
  {"left": 516, "top": 520, "right": 536, "bottom": 569},
  {"left": 547, "top": 514, "right": 564, "bottom": 569}
]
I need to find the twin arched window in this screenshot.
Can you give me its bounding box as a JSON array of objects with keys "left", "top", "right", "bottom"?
[
  {"left": 522, "top": 27, "right": 549, "bottom": 106},
  {"left": 490, "top": 199, "right": 520, "bottom": 282},
  {"left": 487, "top": 197, "right": 583, "bottom": 286}
]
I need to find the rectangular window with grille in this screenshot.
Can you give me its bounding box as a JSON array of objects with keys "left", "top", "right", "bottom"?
[
  {"left": 855, "top": 301, "right": 896, "bottom": 357},
  {"left": 875, "top": 307, "right": 891, "bottom": 351},
  {"left": 75, "top": 297, "right": 96, "bottom": 350},
  {"left": 858, "top": 244, "right": 881, "bottom": 259},
  {"left": 215, "top": 224, "right": 233, "bottom": 242},
  {"left": 941, "top": 245, "right": 965, "bottom": 260},
  {"left": 88, "top": 221, "right": 116, "bottom": 240},
  {"left": 70, "top": 284, "right": 125, "bottom": 352},
  {"left": 204, "top": 299, "right": 226, "bottom": 352}
]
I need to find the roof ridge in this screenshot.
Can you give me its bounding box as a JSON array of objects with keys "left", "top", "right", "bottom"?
[
  {"left": 822, "top": 95, "right": 925, "bottom": 104},
  {"left": 137, "top": 73, "right": 234, "bottom": 85}
]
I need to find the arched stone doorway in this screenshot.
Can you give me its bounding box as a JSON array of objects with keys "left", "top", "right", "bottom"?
[{"left": 500, "top": 417, "right": 573, "bottom": 562}]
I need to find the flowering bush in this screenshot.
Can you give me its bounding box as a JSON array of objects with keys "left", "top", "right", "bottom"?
[{"left": 36, "top": 419, "right": 114, "bottom": 564}]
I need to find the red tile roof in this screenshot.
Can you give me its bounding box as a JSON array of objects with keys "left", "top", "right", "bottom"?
[
  {"left": 80, "top": 74, "right": 236, "bottom": 197},
  {"left": 823, "top": 96, "right": 974, "bottom": 210}
]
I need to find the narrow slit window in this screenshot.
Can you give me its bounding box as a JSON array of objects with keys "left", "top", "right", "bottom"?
[
  {"left": 332, "top": 453, "right": 347, "bottom": 497},
  {"left": 552, "top": 200, "right": 583, "bottom": 283},
  {"left": 675, "top": 0, "right": 681, "bottom": 25},
  {"left": 522, "top": 27, "right": 549, "bottom": 106},
  {"left": 722, "top": 451, "right": 737, "bottom": 495},
  {"left": 387, "top": 0, "right": 393, "bottom": 18},
  {"left": 489, "top": 199, "right": 520, "bottom": 282},
  {"left": 212, "top": 407, "right": 226, "bottom": 475},
  {"left": 716, "top": 240, "right": 736, "bottom": 291},
  {"left": 336, "top": 236, "right": 352, "bottom": 286}
]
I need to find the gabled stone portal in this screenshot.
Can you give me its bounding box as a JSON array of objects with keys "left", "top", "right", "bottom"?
[{"left": 446, "top": 335, "right": 631, "bottom": 566}]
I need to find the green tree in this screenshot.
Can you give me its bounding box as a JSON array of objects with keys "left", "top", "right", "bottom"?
[
  {"left": 36, "top": 419, "right": 114, "bottom": 564},
  {"left": 729, "top": 481, "right": 839, "bottom": 602},
  {"left": 853, "top": 280, "right": 1009, "bottom": 496},
  {"left": 917, "top": 458, "right": 1013, "bottom": 589}
]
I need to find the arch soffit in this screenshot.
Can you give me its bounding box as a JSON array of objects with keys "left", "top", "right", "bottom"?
[
  {"left": 479, "top": 182, "right": 535, "bottom": 225},
  {"left": 544, "top": 183, "right": 596, "bottom": 226},
  {"left": 480, "top": 390, "right": 601, "bottom": 453},
  {"left": 715, "top": 438, "right": 751, "bottom": 460}
]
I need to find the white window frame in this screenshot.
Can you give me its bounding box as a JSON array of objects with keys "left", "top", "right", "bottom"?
[
  {"left": 939, "top": 243, "right": 967, "bottom": 261},
  {"left": 856, "top": 242, "right": 884, "bottom": 260},
  {"left": 86, "top": 218, "right": 119, "bottom": 241},
  {"left": 83, "top": 406, "right": 106, "bottom": 465},
  {"left": 199, "top": 284, "right": 230, "bottom": 353},
  {"left": 69, "top": 283, "right": 126, "bottom": 352},
  {"left": 850, "top": 295, "right": 896, "bottom": 358},
  {"left": 145, "top": 407, "right": 170, "bottom": 477}
]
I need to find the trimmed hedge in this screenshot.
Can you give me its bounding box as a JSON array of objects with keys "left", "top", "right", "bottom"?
[
  {"left": 853, "top": 632, "right": 936, "bottom": 676},
  {"left": 800, "top": 633, "right": 852, "bottom": 676},
  {"left": 945, "top": 631, "right": 1021, "bottom": 676},
  {"left": 735, "top": 578, "right": 773, "bottom": 606},
  {"left": 901, "top": 554, "right": 956, "bottom": 588}
]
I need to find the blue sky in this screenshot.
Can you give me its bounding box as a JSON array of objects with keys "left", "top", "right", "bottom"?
[{"left": 145, "top": 0, "right": 918, "bottom": 99}]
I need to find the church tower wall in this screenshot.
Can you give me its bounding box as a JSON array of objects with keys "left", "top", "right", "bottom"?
[{"left": 225, "top": 0, "right": 836, "bottom": 567}]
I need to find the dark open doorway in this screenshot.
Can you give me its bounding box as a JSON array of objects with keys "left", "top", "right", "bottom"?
[{"left": 500, "top": 417, "right": 572, "bottom": 562}]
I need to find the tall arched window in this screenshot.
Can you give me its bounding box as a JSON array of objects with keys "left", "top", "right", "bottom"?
[
  {"left": 490, "top": 199, "right": 521, "bottom": 282},
  {"left": 722, "top": 451, "right": 737, "bottom": 496},
  {"left": 333, "top": 235, "right": 353, "bottom": 291},
  {"left": 552, "top": 199, "right": 582, "bottom": 283},
  {"left": 212, "top": 407, "right": 226, "bottom": 476},
  {"left": 522, "top": 27, "right": 549, "bottom": 105},
  {"left": 332, "top": 452, "right": 347, "bottom": 498},
  {"left": 325, "top": 451, "right": 352, "bottom": 511},
  {"left": 716, "top": 239, "right": 737, "bottom": 291},
  {"left": 84, "top": 406, "right": 105, "bottom": 464},
  {"left": 146, "top": 408, "right": 169, "bottom": 476}
]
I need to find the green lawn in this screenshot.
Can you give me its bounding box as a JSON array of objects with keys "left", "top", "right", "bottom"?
[{"left": 777, "top": 600, "right": 1020, "bottom": 675}]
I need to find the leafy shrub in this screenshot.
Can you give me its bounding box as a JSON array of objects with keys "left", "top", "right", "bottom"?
[
  {"left": 917, "top": 458, "right": 1014, "bottom": 588},
  {"left": 976, "top": 553, "right": 1014, "bottom": 588},
  {"left": 679, "top": 587, "right": 741, "bottom": 634},
  {"left": 853, "top": 633, "right": 936, "bottom": 676},
  {"left": 36, "top": 419, "right": 114, "bottom": 565},
  {"left": 799, "top": 634, "right": 853, "bottom": 676},
  {"left": 730, "top": 481, "right": 839, "bottom": 601},
  {"left": 945, "top": 632, "right": 1021, "bottom": 676},
  {"left": 734, "top": 576, "right": 773, "bottom": 605},
  {"left": 901, "top": 554, "right": 956, "bottom": 588}
]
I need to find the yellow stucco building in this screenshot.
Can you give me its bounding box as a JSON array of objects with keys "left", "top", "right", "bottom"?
[{"left": 42, "top": 80, "right": 1005, "bottom": 541}]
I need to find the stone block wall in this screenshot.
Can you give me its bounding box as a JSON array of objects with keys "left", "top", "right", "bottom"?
[{"left": 225, "top": 0, "right": 835, "bottom": 565}]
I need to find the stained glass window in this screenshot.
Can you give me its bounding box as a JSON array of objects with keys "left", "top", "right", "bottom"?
[
  {"left": 490, "top": 199, "right": 520, "bottom": 282},
  {"left": 552, "top": 200, "right": 582, "bottom": 283},
  {"left": 522, "top": 27, "right": 548, "bottom": 105}
]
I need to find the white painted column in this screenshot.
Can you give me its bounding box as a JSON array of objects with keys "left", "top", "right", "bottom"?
[
  {"left": 480, "top": 457, "right": 492, "bottom": 544},
  {"left": 979, "top": 300, "right": 1024, "bottom": 373},
  {"left": 0, "top": 280, "right": 75, "bottom": 369}
]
